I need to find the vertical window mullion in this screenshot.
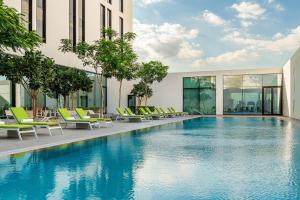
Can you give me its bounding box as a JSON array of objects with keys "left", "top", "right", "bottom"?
[{"left": 29, "top": 0, "right": 33, "bottom": 31}]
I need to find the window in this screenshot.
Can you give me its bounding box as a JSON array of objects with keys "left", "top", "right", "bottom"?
[
  {"left": 78, "top": 0, "right": 85, "bottom": 42},
  {"left": 100, "top": 4, "right": 106, "bottom": 37},
  {"left": 223, "top": 74, "right": 283, "bottom": 115},
  {"left": 36, "top": 0, "right": 46, "bottom": 42},
  {"left": 119, "top": 0, "right": 123, "bottom": 12},
  {"left": 183, "top": 77, "right": 216, "bottom": 115},
  {"left": 21, "top": 0, "right": 32, "bottom": 31},
  {"left": 69, "top": 0, "right": 76, "bottom": 46},
  {"left": 107, "top": 9, "right": 112, "bottom": 28},
  {"left": 119, "top": 17, "right": 124, "bottom": 36}
]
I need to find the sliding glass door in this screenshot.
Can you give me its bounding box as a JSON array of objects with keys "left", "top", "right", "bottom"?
[{"left": 262, "top": 87, "right": 282, "bottom": 115}]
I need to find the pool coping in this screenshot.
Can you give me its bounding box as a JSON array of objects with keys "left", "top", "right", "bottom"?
[{"left": 0, "top": 116, "right": 200, "bottom": 158}]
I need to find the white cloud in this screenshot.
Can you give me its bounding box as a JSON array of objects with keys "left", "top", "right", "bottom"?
[
  {"left": 232, "top": 2, "right": 266, "bottom": 27},
  {"left": 133, "top": 19, "right": 202, "bottom": 63},
  {"left": 267, "top": 0, "right": 274, "bottom": 4},
  {"left": 191, "top": 49, "right": 259, "bottom": 68},
  {"left": 201, "top": 10, "right": 226, "bottom": 26},
  {"left": 275, "top": 4, "right": 284, "bottom": 11},
  {"left": 224, "top": 26, "right": 300, "bottom": 52},
  {"left": 136, "top": 0, "right": 166, "bottom": 6}
]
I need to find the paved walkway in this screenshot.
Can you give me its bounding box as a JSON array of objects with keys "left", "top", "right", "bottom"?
[{"left": 0, "top": 116, "right": 198, "bottom": 157}]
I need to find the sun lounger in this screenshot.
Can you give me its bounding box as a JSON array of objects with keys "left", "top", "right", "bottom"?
[
  {"left": 0, "top": 120, "right": 37, "bottom": 140},
  {"left": 58, "top": 108, "right": 99, "bottom": 130},
  {"left": 75, "top": 108, "right": 113, "bottom": 127},
  {"left": 116, "top": 107, "right": 143, "bottom": 122},
  {"left": 10, "top": 107, "right": 63, "bottom": 136}
]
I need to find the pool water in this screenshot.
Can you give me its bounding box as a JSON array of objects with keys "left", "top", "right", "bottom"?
[{"left": 1, "top": 117, "right": 300, "bottom": 200}]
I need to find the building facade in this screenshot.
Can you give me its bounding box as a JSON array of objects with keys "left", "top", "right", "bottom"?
[
  {"left": 0, "top": 0, "right": 133, "bottom": 115},
  {"left": 107, "top": 47, "right": 300, "bottom": 121}
]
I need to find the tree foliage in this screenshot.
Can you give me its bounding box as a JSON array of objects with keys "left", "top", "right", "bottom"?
[
  {"left": 0, "top": 1, "right": 41, "bottom": 52},
  {"left": 137, "top": 61, "right": 168, "bottom": 105},
  {"left": 0, "top": 50, "right": 55, "bottom": 117},
  {"left": 46, "top": 67, "right": 93, "bottom": 108},
  {"left": 131, "top": 82, "right": 153, "bottom": 106},
  {"left": 59, "top": 28, "right": 117, "bottom": 115}
]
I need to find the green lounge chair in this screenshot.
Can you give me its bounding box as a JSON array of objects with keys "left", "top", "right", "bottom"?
[
  {"left": 75, "top": 108, "right": 113, "bottom": 127},
  {"left": 145, "top": 107, "right": 165, "bottom": 118},
  {"left": 116, "top": 107, "right": 143, "bottom": 122},
  {"left": 10, "top": 107, "right": 63, "bottom": 136},
  {"left": 139, "top": 107, "right": 161, "bottom": 120},
  {"left": 156, "top": 107, "right": 175, "bottom": 118},
  {"left": 58, "top": 108, "right": 99, "bottom": 130},
  {"left": 0, "top": 121, "right": 37, "bottom": 140},
  {"left": 169, "top": 107, "right": 188, "bottom": 116}
]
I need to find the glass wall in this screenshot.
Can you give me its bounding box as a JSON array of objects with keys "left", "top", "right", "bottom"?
[
  {"left": 183, "top": 76, "right": 216, "bottom": 115},
  {"left": 223, "top": 74, "right": 282, "bottom": 115},
  {"left": 20, "top": 72, "right": 107, "bottom": 112},
  {"left": 0, "top": 76, "right": 12, "bottom": 117}
]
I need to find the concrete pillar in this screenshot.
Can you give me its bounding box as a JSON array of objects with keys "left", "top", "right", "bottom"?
[{"left": 216, "top": 74, "right": 223, "bottom": 115}]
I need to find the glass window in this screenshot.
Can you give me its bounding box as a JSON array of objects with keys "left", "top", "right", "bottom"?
[
  {"left": 119, "top": 0, "right": 124, "bottom": 12},
  {"left": 243, "top": 88, "right": 262, "bottom": 114},
  {"left": 183, "top": 89, "right": 200, "bottom": 115},
  {"left": 200, "top": 76, "right": 216, "bottom": 88},
  {"left": 100, "top": 4, "right": 106, "bottom": 37},
  {"left": 69, "top": 0, "right": 76, "bottom": 46},
  {"left": 21, "top": 0, "right": 32, "bottom": 30},
  {"left": 0, "top": 77, "right": 11, "bottom": 115},
  {"left": 107, "top": 9, "right": 112, "bottom": 28},
  {"left": 224, "top": 75, "right": 242, "bottom": 89},
  {"left": 223, "top": 88, "right": 243, "bottom": 114},
  {"left": 183, "top": 77, "right": 199, "bottom": 89},
  {"left": 200, "top": 88, "right": 216, "bottom": 115},
  {"left": 183, "top": 77, "right": 216, "bottom": 115},
  {"left": 36, "top": 0, "right": 46, "bottom": 42},
  {"left": 78, "top": 0, "right": 85, "bottom": 42},
  {"left": 263, "top": 74, "right": 282, "bottom": 86},
  {"left": 119, "top": 17, "right": 124, "bottom": 36},
  {"left": 243, "top": 75, "right": 262, "bottom": 87}
]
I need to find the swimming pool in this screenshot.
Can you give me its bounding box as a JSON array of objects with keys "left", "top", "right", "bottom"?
[{"left": 0, "top": 117, "right": 300, "bottom": 199}]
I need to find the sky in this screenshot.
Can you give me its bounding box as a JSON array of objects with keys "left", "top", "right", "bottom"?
[{"left": 133, "top": 0, "right": 300, "bottom": 72}]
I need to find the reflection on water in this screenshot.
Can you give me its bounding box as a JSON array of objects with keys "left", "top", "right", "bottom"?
[{"left": 1, "top": 118, "right": 300, "bottom": 199}]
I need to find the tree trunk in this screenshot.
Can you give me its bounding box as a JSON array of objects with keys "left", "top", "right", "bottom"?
[
  {"left": 144, "top": 84, "right": 148, "bottom": 106},
  {"left": 30, "top": 89, "right": 38, "bottom": 119},
  {"left": 96, "top": 73, "right": 104, "bottom": 117},
  {"left": 63, "top": 95, "right": 67, "bottom": 108},
  {"left": 32, "top": 95, "right": 37, "bottom": 118},
  {"left": 118, "top": 80, "right": 123, "bottom": 107},
  {"left": 71, "top": 93, "right": 74, "bottom": 110}
]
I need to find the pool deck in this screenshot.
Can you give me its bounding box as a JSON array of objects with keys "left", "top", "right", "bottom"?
[{"left": 0, "top": 116, "right": 199, "bottom": 157}]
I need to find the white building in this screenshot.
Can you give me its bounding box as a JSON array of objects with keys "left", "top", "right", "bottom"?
[
  {"left": 0, "top": 0, "right": 132, "bottom": 112},
  {"left": 107, "top": 48, "right": 300, "bottom": 121}
]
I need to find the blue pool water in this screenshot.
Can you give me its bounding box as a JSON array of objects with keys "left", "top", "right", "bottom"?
[{"left": 1, "top": 117, "right": 300, "bottom": 199}]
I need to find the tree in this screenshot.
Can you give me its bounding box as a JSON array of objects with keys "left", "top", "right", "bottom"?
[
  {"left": 130, "top": 82, "right": 153, "bottom": 106},
  {"left": 112, "top": 32, "right": 139, "bottom": 107},
  {"left": 60, "top": 29, "right": 116, "bottom": 116},
  {"left": 1, "top": 50, "right": 55, "bottom": 117},
  {"left": 0, "top": 0, "right": 40, "bottom": 52},
  {"left": 46, "top": 67, "right": 93, "bottom": 109},
  {"left": 137, "top": 61, "right": 168, "bottom": 105}
]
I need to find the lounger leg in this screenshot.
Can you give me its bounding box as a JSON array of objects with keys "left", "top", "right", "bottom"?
[
  {"left": 60, "top": 127, "right": 63, "bottom": 135},
  {"left": 48, "top": 127, "right": 53, "bottom": 136},
  {"left": 17, "top": 130, "right": 23, "bottom": 141},
  {"left": 33, "top": 129, "right": 38, "bottom": 139}
]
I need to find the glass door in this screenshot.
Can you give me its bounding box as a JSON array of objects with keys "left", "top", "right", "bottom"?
[{"left": 262, "top": 87, "right": 282, "bottom": 115}]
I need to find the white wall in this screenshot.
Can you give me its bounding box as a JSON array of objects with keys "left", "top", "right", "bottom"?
[
  {"left": 3, "top": 0, "right": 133, "bottom": 73},
  {"left": 107, "top": 67, "right": 283, "bottom": 115},
  {"left": 284, "top": 48, "right": 300, "bottom": 120}
]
